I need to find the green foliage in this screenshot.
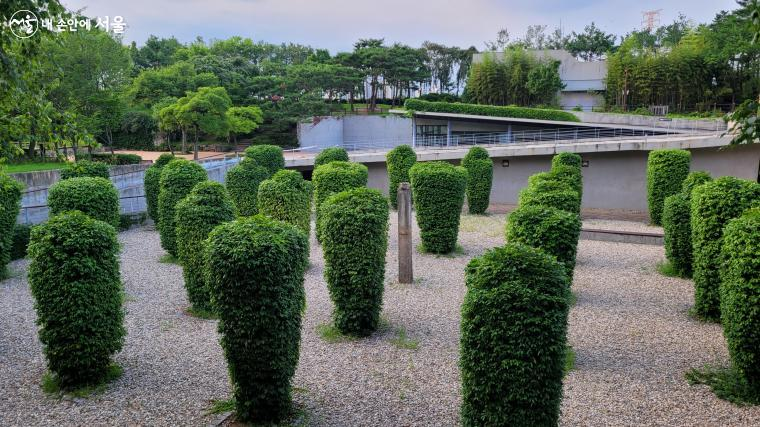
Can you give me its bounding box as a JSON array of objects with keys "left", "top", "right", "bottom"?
[
  {"left": 681, "top": 171, "right": 713, "bottom": 198},
  {"left": 552, "top": 152, "right": 582, "bottom": 169},
  {"left": 175, "top": 181, "right": 235, "bottom": 313},
  {"left": 226, "top": 106, "right": 264, "bottom": 141},
  {"left": 11, "top": 223, "right": 31, "bottom": 260},
  {"left": 205, "top": 215, "right": 308, "bottom": 423},
  {"left": 314, "top": 147, "right": 350, "bottom": 168},
  {"left": 144, "top": 153, "right": 175, "bottom": 222},
  {"left": 461, "top": 243, "right": 569, "bottom": 426},
  {"left": 518, "top": 187, "right": 581, "bottom": 215},
  {"left": 60, "top": 160, "right": 110, "bottom": 180},
  {"left": 244, "top": 144, "right": 285, "bottom": 175},
  {"left": 89, "top": 153, "right": 143, "bottom": 165},
  {"left": 42, "top": 363, "right": 123, "bottom": 398},
  {"left": 386, "top": 145, "right": 417, "bottom": 209},
  {"left": 157, "top": 159, "right": 208, "bottom": 257},
  {"left": 225, "top": 160, "right": 270, "bottom": 217},
  {"left": 409, "top": 161, "right": 467, "bottom": 254},
  {"left": 257, "top": 170, "right": 312, "bottom": 236},
  {"left": 0, "top": 173, "right": 23, "bottom": 275},
  {"left": 662, "top": 194, "right": 694, "bottom": 277},
  {"left": 48, "top": 177, "right": 120, "bottom": 228},
  {"left": 462, "top": 147, "right": 493, "bottom": 214},
  {"left": 646, "top": 149, "right": 691, "bottom": 225},
  {"left": 321, "top": 188, "right": 389, "bottom": 336},
  {"left": 111, "top": 110, "right": 157, "bottom": 149},
  {"left": 312, "top": 161, "right": 368, "bottom": 241},
  {"left": 691, "top": 177, "right": 760, "bottom": 321},
  {"left": 550, "top": 164, "right": 583, "bottom": 199},
  {"left": 28, "top": 211, "right": 124, "bottom": 389},
  {"left": 686, "top": 366, "right": 760, "bottom": 406},
  {"left": 404, "top": 99, "right": 580, "bottom": 122},
  {"left": 506, "top": 205, "right": 582, "bottom": 278},
  {"left": 720, "top": 208, "right": 760, "bottom": 392}
]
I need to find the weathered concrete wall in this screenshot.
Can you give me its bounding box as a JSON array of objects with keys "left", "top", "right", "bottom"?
[
  {"left": 298, "top": 115, "right": 412, "bottom": 150},
  {"left": 297, "top": 117, "right": 343, "bottom": 151},
  {"left": 572, "top": 111, "right": 726, "bottom": 132},
  {"left": 560, "top": 92, "right": 605, "bottom": 110}
]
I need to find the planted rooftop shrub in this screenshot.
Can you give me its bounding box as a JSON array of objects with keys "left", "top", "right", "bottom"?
[
  {"left": 257, "top": 170, "right": 312, "bottom": 237},
  {"left": 144, "top": 153, "right": 175, "bottom": 222},
  {"left": 518, "top": 186, "right": 580, "bottom": 215},
  {"left": 225, "top": 159, "right": 270, "bottom": 216},
  {"left": 321, "top": 187, "right": 389, "bottom": 336},
  {"left": 28, "top": 211, "right": 124, "bottom": 388},
  {"left": 386, "top": 144, "right": 416, "bottom": 209},
  {"left": 315, "top": 146, "right": 349, "bottom": 168},
  {"left": 461, "top": 243, "right": 569, "bottom": 426},
  {"left": 462, "top": 147, "right": 493, "bottom": 215},
  {"left": 48, "top": 177, "right": 120, "bottom": 228},
  {"left": 552, "top": 152, "right": 582, "bottom": 170},
  {"left": 647, "top": 149, "right": 691, "bottom": 225},
  {"left": 691, "top": 177, "right": 760, "bottom": 321},
  {"left": 0, "top": 173, "right": 23, "bottom": 277},
  {"left": 60, "top": 160, "right": 110, "bottom": 180},
  {"left": 158, "top": 159, "right": 207, "bottom": 257},
  {"left": 404, "top": 99, "right": 581, "bottom": 122},
  {"left": 312, "top": 161, "right": 368, "bottom": 241},
  {"left": 409, "top": 161, "right": 467, "bottom": 254},
  {"left": 244, "top": 144, "right": 284, "bottom": 175},
  {"left": 175, "top": 181, "right": 235, "bottom": 314},
  {"left": 205, "top": 215, "right": 308, "bottom": 423}
]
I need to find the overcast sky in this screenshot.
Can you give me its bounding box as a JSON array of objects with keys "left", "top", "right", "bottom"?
[{"left": 60, "top": 0, "right": 740, "bottom": 52}]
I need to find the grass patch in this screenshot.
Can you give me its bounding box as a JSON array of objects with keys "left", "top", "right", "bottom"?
[
  {"left": 207, "top": 397, "right": 311, "bottom": 426},
  {"left": 416, "top": 243, "right": 465, "bottom": 258},
  {"left": 121, "top": 290, "right": 137, "bottom": 303},
  {"left": 564, "top": 345, "right": 576, "bottom": 376},
  {"left": 656, "top": 260, "right": 689, "bottom": 279},
  {"left": 3, "top": 161, "right": 67, "bottom": 174},
  {"left": 159, "top": 253, "right": 180, "bottom": 264},
  {"left": 207, "top": 398, "right": 236, "bottom": 415},
  {"left": 686, "top": 365, "right": 760, "bottom": 406},
  {"left": 185, "top": 306, "right": 218, "bottom": 320},
  {"left": 316, "top": 323, "right": 356, "bottom": 344},
  {"left": 42, "top": 363, "right": 123, "bottom": 398},
  {"left": 568, "top": 291, "right": 577, "bottom": 307},
  {"left": 389, "top": 327, "right": 419, "bottom": 350}
]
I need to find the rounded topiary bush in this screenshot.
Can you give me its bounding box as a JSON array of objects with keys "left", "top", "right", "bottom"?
[
  {"left": 386, "top": 144, "right": 416, "bottom": 209},
  {"left": 225, "top": 159, "right": 270, "bottom": 216},
  {"left": 321, "top": 187, "right": 389, "bottom": 336},
  {"left": 662, "top": 194, "right": 693, "bottom": 277},
  {"left": 506, "top": 205, "right": 582, "bottom": 278},
  {"left": 720, "top": 208, "right": 760, "bottom": 392},
  {"left": 314, "top": 146, "right": 349, "bottom": 168},
  {"left": 158, "top": 159, "right": 208, "bottom": 257},
  {"left": 175, "top": 181, "right": 235, "bottom": 314},
  {"left": 691, "top": 177, "right": 760, "bottom": 321},
  {"left": 0, "top": 173, "right": 24, "bottom": 276},
  {"left": 552, "top": 152, "right": 582, "bottom": 169},
  {"left": 11, "top": 223, "right": 31, "bottom": 260},
  {"left": 518, "top": 187, "right": 580, "bottom": 214},
  {"left": 312, "top": 161, "right": 368, "bottom": 241},
  {"left": 409, "top": 161, "right": 467, "bottom": 254},
  {"left": 244, "top": 144, "right": 285, "bottom": 175},
  {"left": 647, "top": 149, "right": 691, "bottom": 225},
  {"left": 551, "top": 164, "right": 583, "bottom": 198},
  {"left": 144, "top": 153, "right": 175, "bottom": 222},
  {"left": 48, "top": 177, "right": 120, "bottom": 228},
  {"left": 205, "top": 215, "right": 309, "bottom": 423},
  {"left": 61, "top": 160, "right": 110, "bottom": 180},
  {"left": 462, "top": 147, "right": 493, "bottom": 215},
  {"left": 682, "top": 171, "right": 712, "bottom": 197},
  {"left": 257, "top": 170, "right": 312, "bottom": 236},
  {"left": 28, "top": 211, "right": 124, "bottom": 388},
  {"left": 461, "top": 243, "right": 569, "bottom": 426}
]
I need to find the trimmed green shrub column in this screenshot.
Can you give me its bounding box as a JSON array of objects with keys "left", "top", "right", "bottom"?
[
  {"left": 315, "top": 146, "right": 349, "bottom": 168},
  {"left": 158, "top": 159, "right": 208, "bottom": 257},
  {"left": 28, "top": 211, "right": 124, "bottom": 388},
  {"left": 257, "top": 170, "right": 312, "bottom": 236},
  {"left": 11, "top": 224, "right": 31, "bottom": 260},
  {"left": 409, "top": 161, "right": 467, "bottom": 254},
  {"left": 144, "top": 153, "right": 175, "bottom": 222},
  {"left": 244, "top": 144, "right": 285, "bottom": 175},
  {"left": 462, "top": 147, "right": 493, "bottom": 215},
  {"left": 691, "top": 177, "right": 760, "bottom": 321},
  {"left": 175, "top": 181, "right": 235, "bottom": 314},
  {"left": 646, "top": 149, "right": 691, "bottom": 225},
  {"left": 720, "top": 208, "right": 760, "bottom": 392},
  {"left": 225, "top": 159, "right": 270, "bottom": 216},
  {"left": 518, "top": 186, "right": 580, "bottom": 215},
  {"left": 0, "top": 173, "right": 23, "bottom": 277},
  {"left": 48, "top": 177, "right": 120, "bottom": 228},
  {"left": 681, "top": 171, "right": 713, "bottom": 197},
  {"left": 662, "top": 171, "right": 712, "bottom": 277},
  {"left": 205, "top": 215, "right": 308, "bottom": 423},
  {"left": 312, "top": 161, "right": 368, "bottom": 241},
  {"left": 551, "top": 164, "right": 583, "bottom": 199},
  {"left": 552, "top": 152, "right": 582, "bottom": 169},
  {"left": 61, "top": 160, "right": 110, "bottom": 180},
  {"left": 461, "top": 243, "right": 569, "bottom": 426},
  {"left": 321, "top": 188, "right": 389, "bottom": 336},
  {"left": 386, "top": 145, "right": 416, "bottom": 209}
]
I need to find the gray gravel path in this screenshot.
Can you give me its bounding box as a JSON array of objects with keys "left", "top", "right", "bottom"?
[{"left": 1, "top": 215, "right": 757, "bottom": 426}]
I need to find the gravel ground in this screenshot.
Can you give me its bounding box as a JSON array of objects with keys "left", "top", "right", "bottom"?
[{"left": 1, "top": 215, "right": 757, "bottom": 426}]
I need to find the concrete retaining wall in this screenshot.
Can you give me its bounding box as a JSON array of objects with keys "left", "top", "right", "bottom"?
[
  {"left": 572, "top": 111, "right": 726, "bottom": 132},
  {"left": 298, "top": 115, "right": 412, "bottom": 151}
]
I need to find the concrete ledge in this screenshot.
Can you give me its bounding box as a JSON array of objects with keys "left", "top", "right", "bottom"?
[{"left": 580, "top": 228, "right": 664, "bottom": 245}]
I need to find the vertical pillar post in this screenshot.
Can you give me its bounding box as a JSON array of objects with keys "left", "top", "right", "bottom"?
[
  {"left": 412, "top": 116, "right": 417, "bottom": 148},
  {"left": 398, "top": 182, "right": 413, "bottom": 284},
  {"left": 447, "top": 119, "right": 452, "bottom": 147}
]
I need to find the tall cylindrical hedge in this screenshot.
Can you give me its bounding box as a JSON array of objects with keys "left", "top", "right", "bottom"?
[
  {"left": 552, "top": 152, "right": 582, "bottom": 169},
  {"left": 48, "top": 177, "right": 120, "bottom": 228},
  {"left": 11, "top": 224, "right": 31, "bottom": 260},
  {"left": 225, "top": 159, "right": 270, "bottom": 216},
  {"left": 662, "top": 194, "right": 693, "bottom": 277},
  {"left": 61, "top": 160, "right": 110, "bottom": 180},
  {"left": 647, "top": 149, "right": 691, "bottom": 225},
  {"left": 506, "top": 205, "right": 582, "bottom": 278},
  {"left": 518, "top": 187, "right": 580, "bottom": 215},
  {"left": 28, "top": 211, "right": 124, "bottom": 388},
  {"left": 386, "top": 144, "right": 416, "bottom": 209},
  {"left": 321, "top": 187, "right": 389, "bottom": 336},
  {"left": 205, "top": 215, "right": 308, "bottom": 423},
  {"left": 314, "top": 146, "right": 349, "bottom": 168},
  {"left": 0, "top": 173, "right": 23, "bottom": 277},
  {"left": 550, "top": 164, "right": 583, "bottom": 199},
  {"left": 462, "top": 147, "right": 493, "bottom": 215},
  {"left": 312, "top": 161, "right": 368, "bottom": 241},
  {"left": 691, "top": 177, "right": 760, "bottom": 321},
  {"left": 409, "top": 161, "right": 467, "bottom": 254},
  {"left": 681, "top": 171, "right": 712, "bottom": 197},
  {"left": 244, "top": 144, "right": 285, "bottom": 175},
  {"left": 257, "top": 170, "right": 312, "bottom": 236},
  {"left": 158, "top": 159, "right": 208, "bottom": 257},
  {"left": 461, "top": 243, "right": 569, "bottom": 426},
  {"left": 175, "top": 181, "right": 235, "bottom": 313},
  {"left": 144, "top": 153, "right": 175, "bottom": 222},
  {"left": 720, "top": 208, "right": 760, "bottom": 392}
]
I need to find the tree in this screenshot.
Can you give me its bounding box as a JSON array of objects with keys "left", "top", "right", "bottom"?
[
  {"left": 353, "top": 38, "right": 389, "bottom": 110},
  {"left": 129, "top": 35, "right": 182, "bottom": 72},
  {"left": 176, "top": 87, "right": 232, "bottom": 159},
  {"left": 226, "top": 106, "right": 264, "bottom": 143},
  {"left": 566, "top": 22, "right": 616, "bottom": 61},
  {"left": 128, "top": 61, "right": 218, "bottom": 108}
]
